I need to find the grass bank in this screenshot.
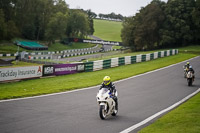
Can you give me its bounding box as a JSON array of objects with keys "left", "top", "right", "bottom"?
[
  {"left": 0, "top": 61, "right": 40, "bottom": 68},
  {"left": 139, "top": 93, "right": 200, "bottom": 133},
  {"left": 93, "top": 19, "right": 122, "bottom": 42}
]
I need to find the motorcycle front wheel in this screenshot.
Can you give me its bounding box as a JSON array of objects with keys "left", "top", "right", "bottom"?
[{"left": 99, "top": 105, "right": 106, "bottom": 120}]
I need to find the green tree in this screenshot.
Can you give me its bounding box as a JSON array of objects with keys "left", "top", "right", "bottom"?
[
  {"left": 45, "top": 12, "right": 68, "bottom": 45},
  {"left": 134, "top": 0, "right": 165, "bottom": 50},
  {"left": 121, "top": 17, "right": 136, "bottom": 50},
  {"left": 0, "top": 9, "right": 7, "bottom": 40},
  {"left": 85, "top": 9, "right": 96, "bottom": 35},
  {"left": 0, "top": 0, "right": 96, "bottom": 43},
  {"left": 121, "top": 0, "right": 165, "bottom": 51},
  {"left": 160, "top": 0, "right": 196, "bottom": 47},
  {"left": 6, "top": 20, "right": 20, "bottom": 40},
  {"left": 66, "top": 9, "right": 90, "bottom": 38},
  {"left": 192, "top": 0, "right": 200, "bottom": 43}
]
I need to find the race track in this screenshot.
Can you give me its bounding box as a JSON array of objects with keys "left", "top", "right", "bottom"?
[{"left": 0, "top": 56, "right": 199, "bottom": 133}]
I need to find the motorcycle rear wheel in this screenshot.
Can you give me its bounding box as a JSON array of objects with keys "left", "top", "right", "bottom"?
[{"left": 188, "top": 79, "right": 192, "bottom": 86}]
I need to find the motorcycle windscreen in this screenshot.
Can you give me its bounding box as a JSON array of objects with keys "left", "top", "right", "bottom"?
[{"left": 99, "top": 88, "right": 109, "bottom": 95}]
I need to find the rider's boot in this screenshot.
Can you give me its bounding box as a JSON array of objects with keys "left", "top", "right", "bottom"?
[{"left": 113, "top": 97, "right": 118, "bottom": 110}]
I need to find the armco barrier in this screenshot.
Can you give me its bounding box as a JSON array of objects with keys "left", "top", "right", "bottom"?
[{"left": 84, "top": 49, "right": 178, "bottom": 72}]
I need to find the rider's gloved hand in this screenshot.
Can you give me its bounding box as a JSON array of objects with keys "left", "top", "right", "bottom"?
[{"left": 112, "top": 92, "right": 115, "bottom": 96}]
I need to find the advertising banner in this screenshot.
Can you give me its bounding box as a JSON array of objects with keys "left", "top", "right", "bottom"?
[
  {"left": 77, "top": 64, "right": 84, "bottom": 72},
  {"left": 43, "top": 65, "right": 54, "bottom": 76},
  {"left": 68, "top": 38, "right": 123, "bottom": 46},
  {"left": 0, "top": 66, "right": 42, "bottom": 82},
  {"left": 54, "top": 64, "right": 78, "bottom": 75},
  {"left": 42, "top": 63, "right": 84, "bottom": 77}
]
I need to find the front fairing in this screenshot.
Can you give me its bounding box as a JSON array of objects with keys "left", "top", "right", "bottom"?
[{"left": 96, "top": 88, "right": 111, "bottom": 102}]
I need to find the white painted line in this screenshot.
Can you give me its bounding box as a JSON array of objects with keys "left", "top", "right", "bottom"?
[
  {"left": 0, "top": 56, "right": 199, "bottom": 103},
  {"left": 120, "top": 88, "right": 200, "bottom": 133}
]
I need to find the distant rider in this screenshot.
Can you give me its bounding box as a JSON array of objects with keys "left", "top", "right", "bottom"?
[
  {"left": 183, "top": 62, "right": 190, "bottom": 72},
  {"left": 100, "top": 76, "right": 118, "bottom": 110},
  {"left": 188, "top": 65, "right": 195, "bottom": 81}
]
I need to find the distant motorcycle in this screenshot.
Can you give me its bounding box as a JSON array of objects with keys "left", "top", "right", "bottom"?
[
  {"left": 187, "top": 71, "right": 194, "bottom": 86},
  {"left": 96, "top": 88, "right": 118, "bottom": 120}
]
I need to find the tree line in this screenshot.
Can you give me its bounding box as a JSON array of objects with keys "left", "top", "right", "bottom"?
[
  {"left": 98, "top": 12, "right": 124, "bottom": 21},
  {"left": 78, "top": 10, "right": 124, "bottom": 21},
  {"left": 0, "top": 0, "right": 94, "bottom": 45},
  {"left": 121, "top": 0, "right": 200, "bottom": 51}
]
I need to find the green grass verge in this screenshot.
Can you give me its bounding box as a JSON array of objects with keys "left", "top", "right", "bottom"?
[
  {"left": 0, "top": 61, "right": 40, "bottom": 68},
  {"left": 0, "top": 52, "right": 196, "bottom": 100},
  {"left": 112, "top": 46, "right": 122, "bottom": 49},
  {"left": 93, "top": 19, "right": 122, "bottom": 42},
  {"left": 0, "top": 43, "right": 23, "bottom": 54},
  {"left": 139, "top": 93, "right": 200, "bottom": 133}
]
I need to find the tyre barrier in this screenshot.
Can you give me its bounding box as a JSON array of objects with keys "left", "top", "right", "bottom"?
[
  {"left": 0, "top": 45, "right": 99, "bottom": 58},
  {"left": 84, "top": 49, "right": 178, "bottom": 72},
  {"left": 0, "top": 53, "right": 17, "bottom": 57}
]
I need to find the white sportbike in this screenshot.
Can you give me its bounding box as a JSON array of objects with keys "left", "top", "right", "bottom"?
[
  {"left": 96, "top": 88, "right": 118, "bottom": 120},
  {"left": 187, "top": 71, "right": 194, "bottom": 86}
]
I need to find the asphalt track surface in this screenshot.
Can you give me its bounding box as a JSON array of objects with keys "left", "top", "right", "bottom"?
[{"left": 0, "top": 56, "right": 199, "bottom": 133}]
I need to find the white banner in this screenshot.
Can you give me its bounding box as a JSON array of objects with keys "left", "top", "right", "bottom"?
[
  {"left": 83, "top": 39, "right": 120, "bottom": 45},
  {"left": 0, "top": 66, "right": 43, "bottom": 82}
]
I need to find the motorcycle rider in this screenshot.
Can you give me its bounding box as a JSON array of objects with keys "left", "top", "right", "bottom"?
[
  {"left": 100, "top": 76, "right": 118, "bottom": 110},
  {"left": 184, "top": 62, "right": 190, "bottom": 72},
  {"left": 188, "top": 65, "right": 195, "bottom": 81}
]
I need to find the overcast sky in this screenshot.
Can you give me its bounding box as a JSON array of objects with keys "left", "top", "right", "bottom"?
[{"left": 65, "top": 0, "right": 168, "bottom": 17}]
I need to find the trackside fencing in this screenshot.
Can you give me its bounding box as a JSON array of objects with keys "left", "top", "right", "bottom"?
[
  {"left": 0, "top": 49, "right": 178, "bottom": 82},
  {"left": 84, "top": 49, "right": 178, "bottom": 72},
  {"left": 0, "top": 53, "right": 17, "bottom": 57},
  {"left": 0, "top": 45, "right": 100, "bottom": 58}
]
